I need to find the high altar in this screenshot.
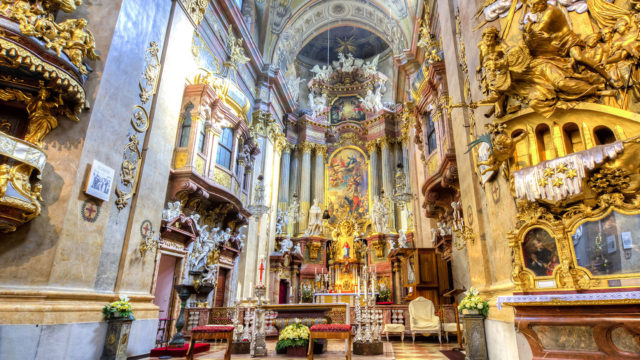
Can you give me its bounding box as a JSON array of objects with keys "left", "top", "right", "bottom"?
[{"left": 265, "top": 54, "right": 451, "bottom": 309}]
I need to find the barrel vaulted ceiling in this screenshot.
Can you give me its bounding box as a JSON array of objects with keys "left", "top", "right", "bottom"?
[{"left": 256, "top": 0, "right": 421, "bottom": 73}]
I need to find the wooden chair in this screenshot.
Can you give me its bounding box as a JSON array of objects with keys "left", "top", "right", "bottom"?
[
  {"left": 307, "top": 324, "right": 353, "bottom": 360},
  {"left": 186, "top": 325, "right": 234, "bottom": 360}
]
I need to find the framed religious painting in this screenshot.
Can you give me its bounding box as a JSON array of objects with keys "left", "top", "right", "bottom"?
[
  {"left": 570, "top": 211, "right": 640, "bottom": 279},
  {"left": 521, "top": 227, "right": 559, "bottom": 278}
]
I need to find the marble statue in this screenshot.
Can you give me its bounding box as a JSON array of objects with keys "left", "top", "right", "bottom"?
[
  {"left": 162, "top": 200, "right": 181, "bottom": 221},
  {"left": 371, "top": 196, "right": 389, "bottom": 234},
  {"left": 341, "top": 53, "right": 356, "bottom": 72},
  {"left": 293, "top": 242, "right": 302, "bottom": 256},
  {"left": 437, "top": 221, "right": 452, "bottom": 236},
  {"left": 431, "top": 227, "right": 438, "bottom": 246},
  {"left": 288, "top": 196, "right": 300, "bottom": 226},
  {"left": 398, "top": 229, "right": 409, "bottom": 248},
  {"left": 452, "top": 201, "right": 463, "bottom": 231},
  {"left": 253, "top": 175, "right": 265, "bottom": 205},
  {"left": 201, "top": 263, "right": 218, "bottom": 284},
  {"left": 275, "top": 208, "right": 288, "bottom": 235},
  {"left": 286, "top": 75, "right": 304, "bottom": 103},
  {"left": 305, "top": 198, "right": 323, "bottom": 236}
]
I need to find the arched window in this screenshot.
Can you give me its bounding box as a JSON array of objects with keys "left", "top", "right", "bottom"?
[
  {"left": 511, "top": 129, "right": 530, "bottom": 170},
  {"left": 178, "top": 111, "right": 192, "bottom": 148},
  {"left": 216, "top": 127, "right": 234, "bottom": 169},
  {"left": 535, "top": 124, "right": 554, "bottom": 162},
  {"left": 563, "top": 123, "right": 583, "bottom": 154},
  {"left": 197, "top": 121, "right": 206, "bottom": 154},
  {"left": 425, "top": 113, "right": 437, "bottom": 154},
  {"left": 593, "top": 126, "right": 616, "bottom": 145}
]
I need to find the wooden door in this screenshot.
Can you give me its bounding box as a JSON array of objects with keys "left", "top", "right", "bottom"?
[{"left": 214, "top": 268, "right": 228, "bottom": 307}]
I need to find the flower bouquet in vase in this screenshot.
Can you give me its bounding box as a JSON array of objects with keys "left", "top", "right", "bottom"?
[
  {"left": 102, "top": 295, "right": 135, "bottom": 320},
  {"left": 458, "top": 287, "right": 489, "bottom": 316},
  {"left": 275, "top": 321, "right": 310, "bottom": 356}
]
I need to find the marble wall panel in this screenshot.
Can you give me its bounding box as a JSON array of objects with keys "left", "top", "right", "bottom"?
[
  {"left": 118, "top": 5, "right": 196, "bottom": 294},
  {"left": 0, "top": 322, "right": 108, "bottom": 360},
  {"left": 0, "top": 0, "right": 125, "bottom": 288},
  {"left": 91, "top": 0, "right": 174, "bottom": 292},
  {"left": 485, "top": 319, "right": 523, "bottom": 360}
]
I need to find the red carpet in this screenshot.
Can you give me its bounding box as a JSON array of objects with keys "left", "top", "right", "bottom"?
[
  {"left": 440, "top": 350, "right": 465, "bottom": 360},
  {"left": 149, "top": 343, "right": 210, "bottom": 357}
]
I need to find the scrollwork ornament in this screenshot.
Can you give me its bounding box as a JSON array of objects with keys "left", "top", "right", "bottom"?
[
  {"left": 139, "top": 41, "right": 161, "bottom": 105},
  {"left": 115, "top": 134, "right": 142, "bottom": 210}
]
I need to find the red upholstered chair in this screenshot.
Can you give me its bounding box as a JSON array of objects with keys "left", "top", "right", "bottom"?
[
  {"left": 307, "top": 324, "right": 353, "bottom": 360},
  {"left": 186, "top": 325, "right": 234, "bottom": 360}
]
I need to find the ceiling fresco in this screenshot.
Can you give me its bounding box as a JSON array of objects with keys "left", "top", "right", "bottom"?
[
  {"left": 266, "top": 0, "right": 419, "bottom": 74},
  {"left": 297, "top": 26, "right": 390, "bottom": 64}
]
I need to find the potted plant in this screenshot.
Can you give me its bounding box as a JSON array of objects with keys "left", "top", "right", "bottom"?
[
  {"left": 301, "top": 287, "right": 313, "bottom": 303},
  {"left": 457, "top": 287, "right": 489, "bottom": 317},
  {"left": 376, "top": 283, "right": 392, "bottom": 304},
  {"left": 101, "top": 296, "right": 134, "bottom": 360},
  {"left": 275, "top": 321, "right": 310, "bottom": 357}
]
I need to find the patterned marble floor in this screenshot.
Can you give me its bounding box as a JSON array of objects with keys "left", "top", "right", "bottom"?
[{"left": 145, "top": 339, "right": 459, "bottom": 360}]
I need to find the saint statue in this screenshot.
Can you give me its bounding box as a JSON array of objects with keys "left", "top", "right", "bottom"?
[
  {"left": 305, "top": 198, "right": 323, "bottom": 236},
  {"left": 371, "top": 196, "right": 389, "bottom": 234}
]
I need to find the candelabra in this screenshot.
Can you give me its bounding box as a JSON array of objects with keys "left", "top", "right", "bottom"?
[
  {"left": 251, "top": 286, "right": 267, "bottom": 357},
  {"left": 241, "top": 304, "right": 252, "bottom": 342},
  {"left": 232, "top": 300, "right": 242, "bottom": 342}
]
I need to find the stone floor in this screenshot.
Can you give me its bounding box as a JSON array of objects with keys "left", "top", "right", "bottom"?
[{"left": 145, "top": 338, "right": 459, "bottom": 360}]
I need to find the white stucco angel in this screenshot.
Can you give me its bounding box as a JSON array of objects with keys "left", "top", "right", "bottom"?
[
  {"left": 162, "top": 200, "right": 182, "bottom": 221},
  {"left": 286, "top": 76, "right": 304, "bottom": 103},
  {"left": 293, "top": 242, "right": 302, "bottom": 256},
  {"left": 341, "top": 53, "right": 356, "bottom": 72},
  {"left": 310, "top": 93, "right": 327, "bottom": 118},
  {"left": 253, "top": 175, "right": 265, "bottom": 205},
  {"left": 362, "top": 54, "right": 379, "bottom": 77},
  {"left": 398, "top": 229, "right": 410, "bottom": 248},
  {"left": 310, "top": 64, "right": 332, "bottom": 82},
  {"left": 360, "top": 88, "right": 383, "bottom": 112},
  {"left": 280, "top": 236, "right": 294, "bottom": 253}
]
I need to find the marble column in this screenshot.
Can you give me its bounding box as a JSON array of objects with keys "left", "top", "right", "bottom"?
[
  {"left": 366, "top": 141, "right": 380, "bottom": 197},
  {"left": 313, "top": 145, "right": 326, "bottom": 206},
  {"left": 289, "top": 146, "right": 300, "bottom": 200},
  {"left": 380, "top": 137, "right": 396, "bottom": 231},
  {"left": 278, "top": 145, "right": 292, "bottom": 210},
  {"left": 392, "top": 261, "right": 402, "bottom": 304},
  {"left": 299, "top": 143, "right": 313, "bottom": 234}
]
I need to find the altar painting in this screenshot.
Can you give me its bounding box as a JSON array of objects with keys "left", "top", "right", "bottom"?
[
  {"left": 330, "top": 96, "right": 366, "bottom": 124},
  {"left": 326, "top": 147, "right": 369, "bottom": 226}
]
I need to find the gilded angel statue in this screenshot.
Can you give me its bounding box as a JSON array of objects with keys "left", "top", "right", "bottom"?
[{"left": 58, "top": 18, "right": 100, "bottom": 74}]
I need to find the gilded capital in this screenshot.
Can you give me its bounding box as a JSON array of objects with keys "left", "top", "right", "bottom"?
[
  {"left": 315, "top": 145, "right": 327, "bottom": 158},
  {"left": 378, "top": 136, "right": 393, "bottom": 149},
  {"left": 365, "top": 140, "right": 378, "bottom": 153},
  {"left": 299, "top": 142, "right": 315, "bottom": 154}
]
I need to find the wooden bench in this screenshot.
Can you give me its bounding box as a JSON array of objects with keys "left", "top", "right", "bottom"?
[
  {"left": 307, "top": 324, "right": 353, "bottom": 360},
  {"left": 186, "top": 325, "right": 234, "bottom": 360}
]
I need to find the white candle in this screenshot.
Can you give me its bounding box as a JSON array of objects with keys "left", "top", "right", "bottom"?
[{"left": 250, "top": 281, "right": 253, "bottom": 290}]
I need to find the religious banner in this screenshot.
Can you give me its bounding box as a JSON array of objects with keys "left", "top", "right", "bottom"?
[{"left": 326, "top": 146, "right": 369, "bottom": 226}]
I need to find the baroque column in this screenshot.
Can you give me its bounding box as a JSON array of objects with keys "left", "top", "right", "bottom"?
[
  {"left": 299, "top": 142, "right": 314, "bottom": 234},
  {"left": 366, "top": 140, "right": 380, "bottom": 197},
  {"left": 289, "top": 146, "right": 300, "bottom": 200},
  {"left": 380, "top": 137, "right": 396, "bottom": 231},
  {"left": 313, "top": 145, "right": 327, "bottom": 206},
  {"left": 278, "top": 144, "right": 292, "bottom": 210}
]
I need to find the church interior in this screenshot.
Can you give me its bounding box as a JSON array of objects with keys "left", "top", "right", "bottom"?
[{"left": 2, "top": 0, "right": 640, "bottom": 359}]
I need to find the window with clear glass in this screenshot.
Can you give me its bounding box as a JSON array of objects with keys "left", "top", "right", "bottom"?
[
  {"left": 178, "top": 114, "right": 192, "bottom": 148},
  {"left": 426, "top": 113, "right": 437, "bottom": 154},
  {"left": 572, "top": 212, "right": 640, "bottom": 277},
  {"left": 197, "top": 121, "right": 206, "bottom": 154},
  {"left": 216, "top": 127, "right": 234, "bottom": 169}
]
